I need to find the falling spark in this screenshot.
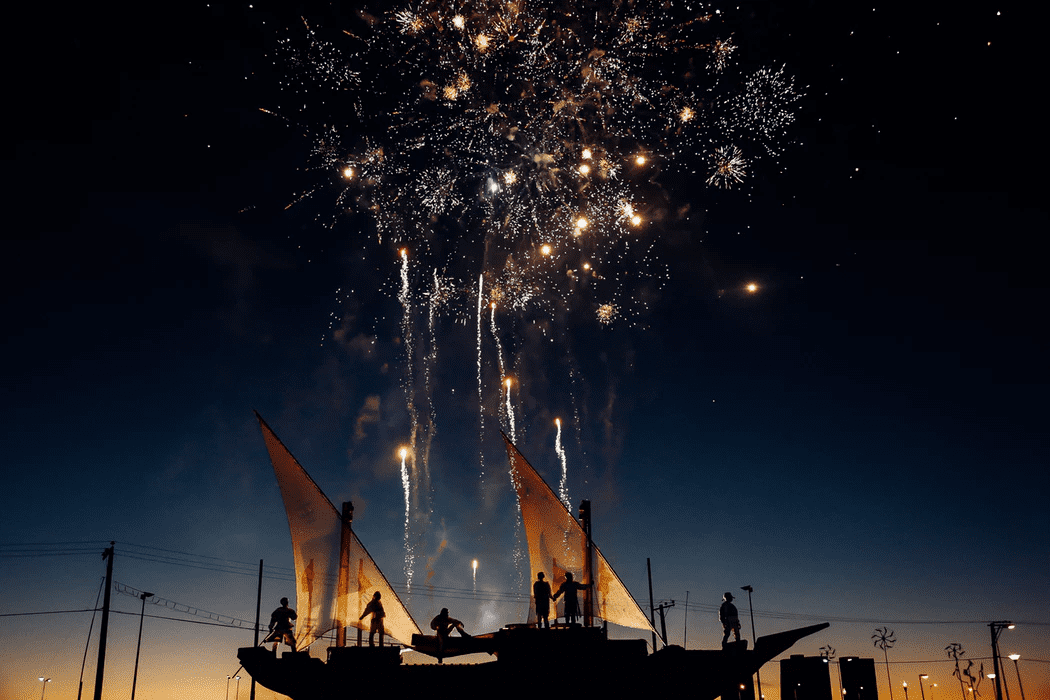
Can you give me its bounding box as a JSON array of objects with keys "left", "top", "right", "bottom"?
[
  {"left": 555, "top": 417, "right": 570, "bottom": 508},
  {"left": 472, "top": 558, "right": 478, "bottom": 594},
  {"left": 504, "top": 377, "right": 516, "bottom": 443},
  {"left": 399, "top": 447, "right": 414, "bottom": 588}
]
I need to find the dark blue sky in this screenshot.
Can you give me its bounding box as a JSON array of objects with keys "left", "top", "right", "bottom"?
[{"left": 3, "top": 2, "right": 1047, "bottom": 699}]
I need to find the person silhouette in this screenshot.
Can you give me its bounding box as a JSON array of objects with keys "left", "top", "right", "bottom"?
[
  {"left": 430, "top": 608, "right": 470, "bottom": 662},
  {"left": 553, "top": 572, "right": 589, "bottom": 625},
  {"left": 264, "top": 597, "right": 297, "bottom": 652},
  {"left": 719, "top": 591, "right": 741, "bottom": 646},
  {"left": 533, "top": 572, "right": 553, "bottom": 628},
  {"left": 359, "top": 591, "right": 385, "bottom": 647}
]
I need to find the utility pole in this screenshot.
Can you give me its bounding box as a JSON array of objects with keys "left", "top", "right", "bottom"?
[
  {"left": 647, "top": 558, "right": 656, "bottom": 651},
  {"left": 92, "top": 542, "right": 115, "bottom": 700},
  {"left": 654, "top": 600, "right": 675, "bottom": 648},
  {"left": 251, "top": 559, "right": 262, "bottom": 700}
]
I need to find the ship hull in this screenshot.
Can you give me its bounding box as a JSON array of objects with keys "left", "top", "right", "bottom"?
[{"left": 239, "top": 622, "right": 828, "bottom": 700}]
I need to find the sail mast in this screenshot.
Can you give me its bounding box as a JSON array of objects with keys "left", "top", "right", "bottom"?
[{"left": 336, "top": 501, "right": 352, "bottom": 648}]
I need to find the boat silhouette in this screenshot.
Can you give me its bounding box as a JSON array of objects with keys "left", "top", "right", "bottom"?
[{"left": 239, "top": 416, "right": 828, "bottom": 699}]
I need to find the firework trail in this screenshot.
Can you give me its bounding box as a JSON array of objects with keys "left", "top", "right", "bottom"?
[
  {"left": 399, "top": 447, "right": 414, "bottom": 589},
  {"left": 265, "top": 0, "right": 802, "bottom": 569},
  {"left": 476, "top": 273, "right": 486, "bottom": 484},
  {"left": 503, "top": 377, "right": 516, "bottom": 443},
  {"left": 555, "top": 417, "right": 570, "bottom": 508}
]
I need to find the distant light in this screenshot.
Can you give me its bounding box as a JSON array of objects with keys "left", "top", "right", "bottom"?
[
  {"left": 746, "top": 283, "right": 758, "bottom": 293},
  {"left": 635, "top": 155, "right": 647, "bottom": 165},
  {"left": 581, "top": 148, "right": 593, "bottom": 159},
  {"left": 399, "top": 447, "right": 408, "bottom": 459},
  {"left": 575, "top": 217, "right": 588, "bottom": 230},
  {"left": 579, "top": 163, "right": 591, "bottom": 175},
  {"left": 343, "top": 166, "right": 355, "bottom": 179},
  {"left": 452, "top": 14, "right": 465, "bottom": 28},
  {"left": 541, "top": 244, "right": 552, "bottom": 255},
  {"left": 631, "top": 215, "right": 642, "bottom": 226}
]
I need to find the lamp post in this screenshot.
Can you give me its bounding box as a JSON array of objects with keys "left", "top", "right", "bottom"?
[
  {"left": 918, "top": 674, "right": 929, "bottom": 700},
  {"left": 235, "top": 674, "right": 242, "bottom": 700},
  {"left": 741, "top": 585, "right": 762, "bottom": 700},
  {"left": 988, "top": 621, "right": 1013, "bottom": 700},
  {"left": 38, "top": 677, "right": 51, "bottom": 700},
  {"left": 226, "top": 675, "right": 232, "bottom": 700},
  {"left": 130, "top": 591, "right": 153, "bottom": 700},
  {"left": 904, "top": 681, "right": 910, "bottom": 700},
  {"left": 1008, "top": 655, "right": 1025, "bottom": 700}
]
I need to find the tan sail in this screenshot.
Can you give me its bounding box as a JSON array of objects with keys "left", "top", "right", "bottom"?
[
  {"left": 502, "top": 434, "right": 657, "bottom": 634},
  {"left": 257, "top": 413, "right": 422, "bottom": 649}
]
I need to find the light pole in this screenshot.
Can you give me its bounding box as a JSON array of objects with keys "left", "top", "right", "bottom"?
[
  {"left": 904, "top": 681, "right": 910, "bottom": 700},
  {"left": 38, "top": 677, "right": 51, "bottom": 700},
  {"left": 1008, "top": 654, "right": 1025, "bottom": 700},
  {"left": 741, "top": 585, "right": 762, "bottom": 700},
  {"left": 226, "top": 675, "right": 232, "bottom": 700},
  {"left": 235, "top": 674, "right": 242, "bottom": 700},
  {"left": 130, "top": 591, "right": 153, "bottom": 700},
  {"left": 918, "top": 674, "right": 929, "bottom": 700},
  {"left": 988, "top": 621, "right": 1013, "bottom": 700}
]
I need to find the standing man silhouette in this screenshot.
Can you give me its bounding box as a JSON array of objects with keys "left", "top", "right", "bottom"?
[
  {"left": 553, "top": 572, "right": 589, "bottom": 625},
  {"left": 533, "top": 572, "right": 553, "bottom": 628},
  {"left": 719, "top": 592, "right": 741, "bottom": 646},
  {"left": 359, "top": 591, "right": 385, "bottom": 647},
  {"left": 264, "top": 597, "right": 297, "bottom": 652}
]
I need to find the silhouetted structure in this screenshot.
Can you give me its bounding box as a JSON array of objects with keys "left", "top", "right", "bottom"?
[
  {"left": 840, "top": 657, "right": 879, "bottom": 700},
  {"left": 781, "top": 654, "right": 833, "bottom": 700}
]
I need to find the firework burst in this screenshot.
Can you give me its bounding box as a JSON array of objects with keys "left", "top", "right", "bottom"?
[{"left": 269, "top": 0, "right": 802, "bottom": 327}]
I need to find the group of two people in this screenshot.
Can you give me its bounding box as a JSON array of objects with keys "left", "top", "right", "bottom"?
[{"left": 264, "top": 591, "right": 389, "bottom": 651}]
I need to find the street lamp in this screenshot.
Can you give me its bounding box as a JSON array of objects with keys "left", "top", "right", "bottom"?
[
  {"left": 918, "top": 674, "right": 929, "bottom": 700},
  {"left": 38, "top": 677, "right": 51, "bottom": 700},
  {"left": 235, "top": 674, "right": 242, "bottom": 700},
  {"left": 226, "top": 675, "right": 232, "bottom": 700},
  {"left": 1008, "top": 655, "right": 1025, "bottom": 700},
  {"left": 130, "top": 591, "right": 153, "bottom": 700},
  {"left": 988, "top": 621, "right": 1013, "bottom": 700},
  {"left": 741, "top": 585, "right": 763, "bottom": 700},
  {"left": 903, "top": 681, "right": 909, "bottom": 700}
]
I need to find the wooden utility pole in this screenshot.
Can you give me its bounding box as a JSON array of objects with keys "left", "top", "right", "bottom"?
[
  {"left": 92, "top": 542, "right": 115, "bottom": 700},
  {"left": 655, "top": 600, "right": 675, "bottom": 648},
  {"left": 647, "top": 558, "right": 656, "bottom": 651},
  {"left": 251, "top": 559, "right": 262, "bottom": 700}
]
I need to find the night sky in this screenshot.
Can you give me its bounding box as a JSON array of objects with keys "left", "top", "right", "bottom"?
[{"left": 3, "top": 2, "right": 1047, "bottom": 700}]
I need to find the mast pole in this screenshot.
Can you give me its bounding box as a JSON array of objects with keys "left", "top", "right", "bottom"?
[
  {"left": 92, "top": 542, "right": 115, "bottom": 700},
  {"left": 579, "top": 500, "right": 593, "bottom": 627},
  {"left": 251, "top": 559, "right": 262, "bottom": 700},
  {"left": 337, "top": 502, "right": 353, "bottom": 647}
]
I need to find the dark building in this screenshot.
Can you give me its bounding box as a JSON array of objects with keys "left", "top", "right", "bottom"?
[
  {"left": 780, "top": 654, "right": 833, "bottom": 700},
  {"left": 839, "top": 656, "right": 878, "bottom": 700}
]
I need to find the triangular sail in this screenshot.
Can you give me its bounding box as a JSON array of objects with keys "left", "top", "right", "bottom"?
[
  {"left": 503, "top": 434, "right": 657, "bottom": 635},
  {"left": 256, "top": 413, "right": 422, "bottom": 649}
]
